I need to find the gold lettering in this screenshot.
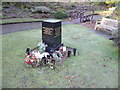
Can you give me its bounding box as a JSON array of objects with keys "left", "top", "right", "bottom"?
[
  {"left": 55, "top": 27, "right": 61, "bottom": 38},
  {"left": 43, "top": 27, "right": 53, "bottom": 35}
]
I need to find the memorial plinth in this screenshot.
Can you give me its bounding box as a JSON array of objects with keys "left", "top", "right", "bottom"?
[
  {"left": 24, "top": 19, "right": 77, "bottom": 68},
  {"left": 42, "top": 19, "right": 62, "bottom": 52}
]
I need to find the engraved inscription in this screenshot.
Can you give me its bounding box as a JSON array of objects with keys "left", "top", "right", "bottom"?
[
  {"left": 55, "top": 27, "right": 61, "bottom": 38},
  {"left": 43, "top": 27, "right": 53, "bottom": 35}
]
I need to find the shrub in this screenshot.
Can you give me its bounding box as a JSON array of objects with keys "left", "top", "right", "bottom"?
[
  {"left": 105, "top": 6, "right": 120, "bottom": 20},
  {"left": 32, "top": 6, "right": 50, "bottom": 13},
  {"left": 53, "top": 10, "right": 68, "bottom": 19},
  {"left": 70, "top": 3, "right": 77, "bottom": 8},
  {"left": 105, "top": 16, "right": 111, "bottom": 19}
]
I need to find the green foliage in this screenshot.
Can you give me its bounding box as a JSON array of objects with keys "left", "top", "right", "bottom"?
[
  {"left": 105, "top": 0, "right": 120, "bottom": 5},
  {"left": 1, "top": 18, "right": 44, "bottom": 24},
  {"left": 95, "top": 2, "right": 106, "bottom": 5},
  {"left": 95, "top": 1, "right": 120, "bottom": 7},
  {"left": 33, "top": 6, "right": 50, "bottom": 13},
  {"left": 67, "top": 2, "right": 77, "bottom": 10},
  {"left": 0, "top": 6, "right": 3, "bottom": 11},
  {"left": 106, "top": 6, "right": 120, "bottom": 20},
  {"left": 53, "top": 10, "right": 68, "bottom": 19},
  {"left": 105, "top": 16, "right": 111, "bottom": 18}
]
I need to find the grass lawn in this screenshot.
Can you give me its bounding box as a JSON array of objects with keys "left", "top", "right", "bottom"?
[
  {"left": 1, "top": 18, "right": 44, "bottom": 24},
  {"left": 1, "top": 18, "right": 68, "bottom": 25},
  {"left": 2, "top": 24, "right": 118, "bottom": 88}
]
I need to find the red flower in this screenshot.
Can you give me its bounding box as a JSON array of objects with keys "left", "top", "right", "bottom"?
[
  {"left": 24, "top": 58, "right": 29, "bottom": 60},
  {"left": 26, "top": 60, "right": 32, "bottom": 64},
  {"left": 33, "top": 57, "right": 36, "bottom": 59},
  {"left": 29, "top": 54, "right": 32, "bottom": 57}
]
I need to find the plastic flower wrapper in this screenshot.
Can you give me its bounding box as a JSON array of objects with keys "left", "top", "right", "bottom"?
[
  {"left": 38, "top": 41, "right": 46, "bottom": 53},
  {"left": 52, "top": 51, "right": 62, "bottom": 61}
]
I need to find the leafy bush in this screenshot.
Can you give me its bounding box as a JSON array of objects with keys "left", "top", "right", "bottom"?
[
  {"left": 53, "top": 10, "right": 68, "bottom": 19},
  {"left": 32, "top": 6, "right": 50, "bottom": 13},
  {"left": 105, "top": 6, "right": 120, "bottom": 20},
  {"left": 105, "top": 16, "right": 111, "bottom": 19},
  {"left": 70, "top": 2, "right": 77, "bottom": 8}
]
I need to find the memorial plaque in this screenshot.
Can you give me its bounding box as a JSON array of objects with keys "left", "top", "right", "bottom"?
[{"left": 42, "top": 19, "right": 62, "bottom": 52}]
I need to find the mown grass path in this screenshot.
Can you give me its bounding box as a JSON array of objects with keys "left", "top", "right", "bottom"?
[{"left": 2, "top": 24, "right": 118, "bottom": 88}]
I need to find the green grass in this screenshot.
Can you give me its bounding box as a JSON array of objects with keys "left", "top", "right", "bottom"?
[
  {"left": 1, "top": 18, "right": 44, "bottom": 24},
  {"left": 1, "top": 18, "right": 67, "bottom": 24},
  {"left": 2, "top": 24, "right": 118, "bottom": 88}
]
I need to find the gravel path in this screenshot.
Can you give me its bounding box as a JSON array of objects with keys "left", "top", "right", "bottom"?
[{"left": 1, "top": 15, "right": 111, "bottom": 39}]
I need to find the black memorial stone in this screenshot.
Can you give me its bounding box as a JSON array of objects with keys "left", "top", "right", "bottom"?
[{"left": 42, "top": 19, "right": 62, "bottom": 52}]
